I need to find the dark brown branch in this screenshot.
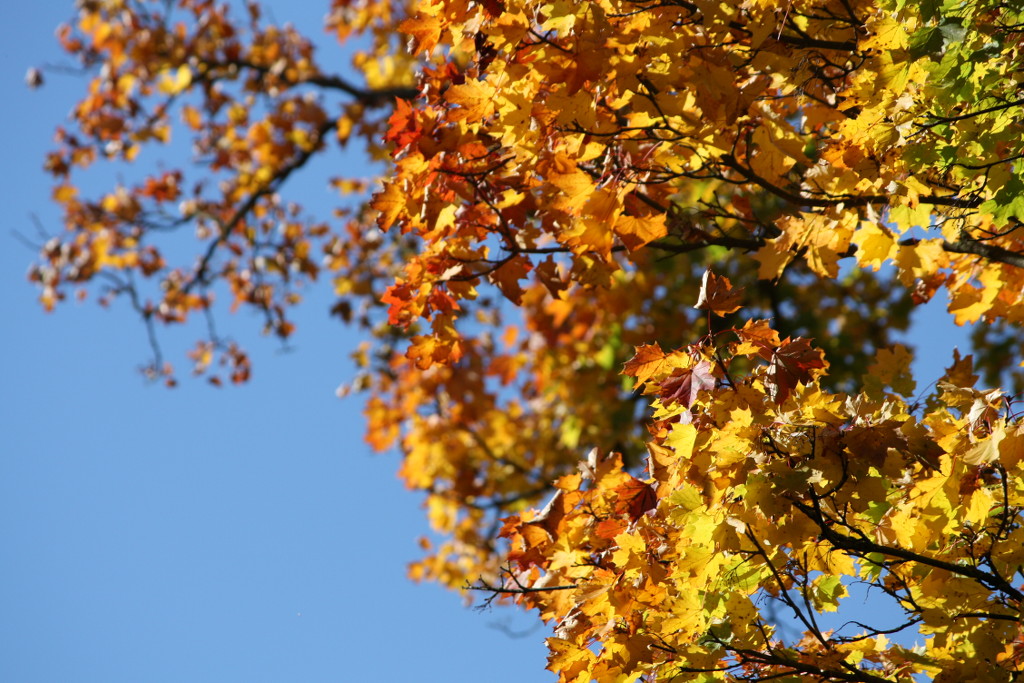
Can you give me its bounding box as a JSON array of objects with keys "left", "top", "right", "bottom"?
[
  {"left": 201, "top": 58, "right": 418, "bottom": 106},
  {"left": 466, "top": 579, "right": 578, "bottom": 595},
  {"left": 943, "top": 239, "right": 1024, "bottom": 269},
  {"left": 745, "top": 531, "right": 830, "bottom": 648},
  {"left": 706, "top": 635, "right": 894, "bottom": 683},
  {"left": 720, "top": 154, "right": 981, "bottom": 209},
  {"left": 301, "top": 74, "right": 418, "bottom": 106},
  {"left": 834, "top": 616, "right": 922, "bottom": 643},
  {"left": 952, "top": 153, "right": 1024, "bottom": 171},
  {"left": 185, "top": 118, "right": 338, "bottom": 293},
  {"left": 792, "top": 497, "right": 1024, "bottom": 603},
  {"left": 917, "top": 97, "right": 1024, "bottom": 129}
]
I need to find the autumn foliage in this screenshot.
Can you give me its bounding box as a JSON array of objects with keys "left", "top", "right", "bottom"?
[{"left": 30, "top": 0, "right": 1024, "bottom": 680}]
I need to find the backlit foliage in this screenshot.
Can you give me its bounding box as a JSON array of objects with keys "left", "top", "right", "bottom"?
[{"left": 31, "top": 0, "right": 1024, "bottom": 680}]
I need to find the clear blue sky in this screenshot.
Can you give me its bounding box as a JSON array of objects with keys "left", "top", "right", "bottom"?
[
  {"left": 0, "top": 3, "right": 972, "bottom": 682},
  {"left": 0, "top": 4, "right": 549, "bottom": 681}
]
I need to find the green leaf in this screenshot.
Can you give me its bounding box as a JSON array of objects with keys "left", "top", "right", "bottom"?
[
  {"left": 980, "top": 175, "right": 1024, "bottom": 224},
  {"left": 909, "top": 26, "right": 943, "bottom": 59}
]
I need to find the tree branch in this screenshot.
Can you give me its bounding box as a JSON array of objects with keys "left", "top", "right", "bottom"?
[
  {"left": 791, "top": 497, "right": 1024, "bottom": 603},
  {"left": 943, "top": 239, "right": 1024, "bottom": 269},
  {"left": 720, "top": 154, "right": 981, "bottom": 209},
  {"left": 201, "top": 58, "right": 418, "bottom": 106}
]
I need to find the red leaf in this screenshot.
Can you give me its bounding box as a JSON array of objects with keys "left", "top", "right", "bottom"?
[
  {"left": 612, "top": 477, "right": 658, "bottom": 521},
  {"left": 383, "top": 97, "right": 422, "bottom": 151},
  {"left": 658, "top": 360, "right": 716, "bottom": 407}
]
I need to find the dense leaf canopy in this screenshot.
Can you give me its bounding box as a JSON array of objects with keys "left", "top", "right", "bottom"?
[{"left": 32, "top": 0, "right": 1024, "bottom": 680}]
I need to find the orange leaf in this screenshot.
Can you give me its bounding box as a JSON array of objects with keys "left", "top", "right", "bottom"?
[
  {"left": 371, "top": 180, "right": 406, "bottom": 231},
  {"left": 384, "top": 97, "right": 423, "bottom": 150},
  {"left": 616, "top": 213, "right": 667, "bottom": 251},
  {"left": 547, "top": 153, "right": 595, "bottom": 213},
  {"left": 623, "top": 343, "right": 670, "bottom": 386},
  {"left": 398, "top": 14, "right": 442, "bottom": 54},
  {"left": 488, "top": 255, "right": 533, "bottom": 305},
  {"left": 734, "top": 319, "right": 782, "bottom": 356}
]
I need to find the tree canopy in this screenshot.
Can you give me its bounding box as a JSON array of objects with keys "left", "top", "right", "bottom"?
[{"left": 31, "top": 0, "right": 1024, "bottom": 680}]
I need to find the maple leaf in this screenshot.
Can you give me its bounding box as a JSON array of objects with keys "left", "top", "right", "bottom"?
[
  {"left": 547, "top": 153, "right": 596, "bottom": 214},
  {"left": 383, "top": 97, "right": 423, "bottom": 151},
  {"left": 759, "top": 337, "right": 827, "bottom": 404},
  {"left": 371, "top": 181, "right": 406, "bottom": 232},
  {"left": 380, "top": 281, "right": 415, "bottom": 326},
  {"left": 616, "top": 213, "right": 667, "bottom": 252},
  {"left": 854, "top": 220, "right": 897, "bottom": 270},
  {"left": 611, "top": 477, "right": 658, "bottom": 522},
  {"left": 488, "top": 255, "right": 532, "bottom": 305},
  {"left": 444, "top": 79, "right": 495, "bottom": 122},
  {"left": 942, "top": 349, "right": 978, "bottom": 389},
  {"left": 753, "top": 242, "right": 793, "bottom": 281},
  {"left": 864, "top": 344, "right": 916, "bottom": 398},
  {"left": 398, "top": 14, "right": 442, "bottom": 55},
  {"left": 623, "top": 343, "right": 670, "bottom": 386},
  {"left": 694, "top": 268, "right": 744, "bottom": 316},
  {"left": 658, "top": 360, "right": 715, "bottom": 407},
  {"left": 979, "top": 175, "right": 1024, "bottom": 224},
  {"left": 733, "top": 319, "right": 782, "bottom": 356},
  {"left": 157, "top": 65, "right": 192, "bottom": 95}
]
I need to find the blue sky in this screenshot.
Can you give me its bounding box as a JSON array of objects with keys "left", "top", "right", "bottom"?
[
  {"left": 1, "top": 4, "right": 548, "bottom": 681},
  {"left": 1, "top": 3, "right": 974, "bottom": 683}
]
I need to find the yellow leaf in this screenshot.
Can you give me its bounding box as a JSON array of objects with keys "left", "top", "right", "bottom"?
[
  {"left": 963, "top": 487, "right": 994, "bottom": 527},
  {"left": 749, "top": 125, "right": 798, "bottom": 181},
  {"left": 964, "top": 423, "right": 1005, "bottom": 466},
  {"left": 854, "top": 221, "right": 896, "bottom": 270},
  {"left": 181, "top": 105, "right": 202, "bottom": 131},
  {"left": 864, "top": 344, "right": 916, "bottom": 397},
  {"left": 754, "top": 240, "right": 791, "bottom": 282},
  {"left": 444, "top": 79, "right": 495, "bottom": 122},
  {"left": 948, "top": 266, "right": 1001, "bottom": 325},
  {"left": 563, "top": 216, "right": 616, "bottom": 257},
  {"left": 860, "top": 16, "right": 909, "bottom": 51},
  {"left": 52, "top": 184, "right": 77, "bottom": 202},
  {"left": 663, "top": 422, "right": 697, "bottom": 460},
  {"left": 616, "top": 213, "right": 667, "bottom": 251},
  {"left": 158, "top": 65, "right": 192, "bottom": 95},
  {"left": 371, "top": 180, "right": 406, "bottom": 231},
  {"left": 894, "top": 239, "right": 947, "bottom": 287},
  {"left": 611, "top": 531, "right": 646, "bottom": 571}
]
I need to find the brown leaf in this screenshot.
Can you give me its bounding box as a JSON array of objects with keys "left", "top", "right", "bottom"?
[
  {"left": 761, "top": 337, "right": 827, "bottom": 404},
  {"left": 693, "top": 268, "right": 744, "bottom": 316},
  {"left": 488, "top": 254, "right": 533, "bottom": 305}
]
